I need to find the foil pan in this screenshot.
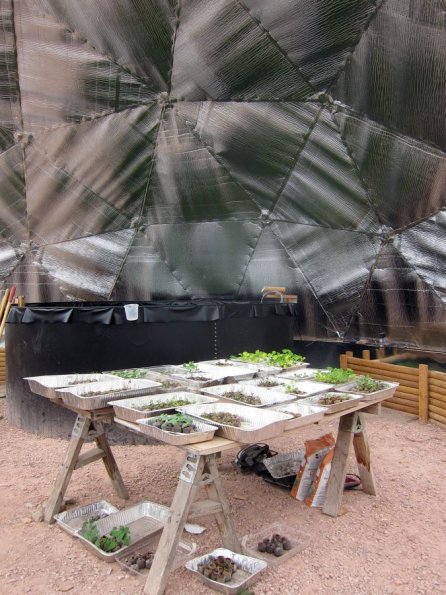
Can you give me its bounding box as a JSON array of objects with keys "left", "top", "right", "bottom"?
[
  {"left": 56, "top": 378, "right": 162, "bottom": 410},
  {"left": 196, "top": 361, "right": 257, "bottom": 381},
  {"left": 76, "top": 501, "right": 169, "bottom": 562},
  {"left": 106, "top": 368, "right": 190, "bottom": 392},
  {"left": 25, "top": 373, "right": 118, "bottom": 400},
  {"left": 116, "top": 537, "right": 197, "bottom": 576},
  {"left": 111, "top": 392, "right": 219, "bottom": 423},
  {"left": 178, "top": 403, "right": 292, "bottom": 443},
  {"left": 264, "top": 451, "right": 304, "bottom": 479},
  {"left": 241, "top": 377, "right": 333, "bottom": 398},
  {"left": 136, "top": 417, "right": 218, "bottom": 445},
  {"left": 185, "top": 548, "right": 267, "bottom": 595},
  {"left": 54, "top": 500, "right": 118, "bottom": 536},
  {"left": 299, "top": 392, "right": 364, "bottom": 414},
  {"left": 241, "top": 522, "right": 311, "bottom": 568},
  {"left": 146, "top": 365, "right": 227, "bottom": 388},
  {"left": 200, "top": 383, "right": 295, "bottom": 407},
  {"left": 270, "top": 401, "right": 326, "bottom": 430},
  {"left": 335, "top": 380, "right": 399, "bottom": 402},
  {"left": 277, "top": 368, "right": 329, "bottom": 380}
]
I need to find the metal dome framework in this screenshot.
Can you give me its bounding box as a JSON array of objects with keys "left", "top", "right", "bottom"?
[{"left": 0, "top": 0, "right": 445, "bottom": 349}]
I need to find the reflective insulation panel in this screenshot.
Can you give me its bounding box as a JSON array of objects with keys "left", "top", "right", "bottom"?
[{"left": 1, "top": 0, "right": 446, "bottom": 350}]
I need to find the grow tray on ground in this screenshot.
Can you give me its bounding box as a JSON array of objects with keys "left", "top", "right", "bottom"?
[
  {"left": 76, "top": 501, "right": 169, "bottom": 562},
  {"left": 185, "top": 548, "right": 267, "bottom": 594},
  {"left": 241, "top": 522, "right": 311, "bottom": 568},
  {"left": 54, "top": 500, "right": 118, "bottom": 536}
]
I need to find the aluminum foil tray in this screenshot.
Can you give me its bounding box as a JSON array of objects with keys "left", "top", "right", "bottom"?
[
  {"left": 185, "top": 548, "right": 267, "bottom": 595},
  {"left": 200, "top": 383, "right": 295, "bottom": 407},
  {"left": 136, "top": 417, "right": 218, "bottom": 445},
  {"left": 270, "top": 401, "right": 325, "bottom": 430},
  {"left": 228, "top": 359, "right": 283, "bottom": 377},
  {"left": 111, "top": 392, "right": 219, "bottom": 423},
  {"left": 116, "top": 538, "right": 197, "bottom": 577},
  {"left": 25, "top": 373, "right": 118, "bottom": 400},
  {"left": 56, "top": 378, "right": 162, "bottom": 410},
  {"left": 76, "top": 501, "right": 169, "bottom": 562},
  {"left": 178, "top": 403, "right": 292, "bottom": 443},
  {"left": 335, "top": 380, "right": 399, "bottom": 402},
  {"left": 196, "top": 360, "right": 257, "bottom": 381},
  {"left": 146, "top": 365, "right": 226, "bottom": 388},
  {"left": 241, "top": 522, "right": 311, "bottom": 568},
  {"left": 299, "top": 392, "right": 364, "bottom": 414},
  {"left": 54, "top": 500, "right": 118, "bottom": 536},
  {"left": 240, "top": 376, "right": 332, "bottom": 397},
  {"left": 278, "top": 368, "right": 329, "bottom": 380},
  {"left": 107, "top": 368, "right": 191, "bottom": 392},
  {"left": 264, "top": 451, "right": 304, "bottom": 479}
]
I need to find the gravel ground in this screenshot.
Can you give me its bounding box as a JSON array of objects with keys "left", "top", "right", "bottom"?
[{"left": 1, "top": 398, "right": 445, "bottom": 595}]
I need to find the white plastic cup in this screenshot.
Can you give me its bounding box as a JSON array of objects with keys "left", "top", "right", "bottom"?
[{"left": 124, "top": 303, "right": 139, "bottom": 321}]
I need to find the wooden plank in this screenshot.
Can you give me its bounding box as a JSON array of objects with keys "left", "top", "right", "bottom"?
[
  {"left": 428, "top": 404, "right": 446, "bottom": 418},
  {"left": 362, "top": 350, "right": 371, "bottom": 360},
  {"left": 428, "top": 370, "right": 446, "bottom": 381},
  {"left": 382, "top": 401, "right": 417, "bottom": 414},
  {"left": 428, "top": 390, "right": 446, "bottom": 401},
  {"left": 362, "top": 402, "right": 381, "bottom": 416},
  {"left": 347, "top": 367, "right": 419, "bottom": 387},
  {"left": 429, "top": 397, "right": 446, "bottom": 410},
  {"left": 339, "top": 353, "right": 348, "bottom": 370},
  {"left": 428, "top": 378, "right": 446, "bottom": 390},
  {"left": 346, "top": 358, "right": 418, "bottom": 376},
  {"left": 429, "top": 414, "right": 446, "bottom": 428},
  {"left": 188, "top": 499, "right": 223, "bottom": 518},
  {"left": 388, "top": 395, "right": 419, "bottom": 408},
  {"left": 74, "top": 447, "right": 105, "bottom": 470},
  {"left": 144, "top": 455, "right": 206, "bottom": 595},
  {"left": 204, "top": 456, "right": 241, "bottom": 553},
  {"left": 322, "top": 412, "right": 357, "bottom": 517},
  {"left": 353, "top": 413, "right": 376, "bottom": 495},
  {"left": 94, "top": 425, "right": 129, "bottom": 500},
  {"left": 44, "top": 416, "right": 91, "bottom": 523}
]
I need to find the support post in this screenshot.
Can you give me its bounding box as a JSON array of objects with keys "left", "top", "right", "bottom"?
[{"left": 418, "top": 364, "right": 429, "bottom": 423}]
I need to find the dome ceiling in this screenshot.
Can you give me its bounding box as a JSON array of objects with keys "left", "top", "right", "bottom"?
[{"left": 0, "top": 0, "right": 445, "bottom": 348}]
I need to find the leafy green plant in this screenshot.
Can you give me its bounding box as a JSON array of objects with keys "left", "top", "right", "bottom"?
[
  {"left": 81, "top": 520, "right": 131, "bottom": 553},
  {"left": 230, "top": 349, "right": 305, "bottom": 368},
  {"left": 182, "top": 361, "right": 199, "bottom": 375},
  {"left": 110, "top": 368, "right": 147, "bottom": 379},
  {"left": 313, "top": 367, "right": 356, "bottom": 384},
  {"left": 352, "top": 376, "right": 387, "bottom": 393}
]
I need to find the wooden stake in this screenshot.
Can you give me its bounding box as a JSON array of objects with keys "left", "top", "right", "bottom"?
[
  {"left": 0, "top": 288, "right": 10, "bottom": 325},
  {"left": 418, "top": 364, "right": 429, "bottom": 423}
]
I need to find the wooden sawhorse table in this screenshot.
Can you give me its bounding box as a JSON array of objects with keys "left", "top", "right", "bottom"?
[{"left": 44, "top": 403, "right": 129, "bottom": 523}]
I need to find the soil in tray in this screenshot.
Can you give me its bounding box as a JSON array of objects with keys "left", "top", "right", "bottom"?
[
  {"left": 256, "top": 379, "right": 280, "bottom": 388},
  {"left": 201, "top": 412, "right": 242, "bottom": 427},
  {"left": 134, "top": 399, "right": 192, "bottom": 411},
  {"left": 150, "top": 414, "right": 199, "bottom": 433},
  {"left": 221, "top": 391, "right": 261, "bottom": 406},
  {"left": 317, "top": 393, "right": 353, "bottom": 405}
]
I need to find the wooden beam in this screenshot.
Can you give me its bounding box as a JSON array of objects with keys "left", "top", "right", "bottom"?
[
  {"left": 353, "top": 413, "right": 376, "bottom": 495},
  {"left": 418, "top": 364, "right": 429, "bottom": 423}
]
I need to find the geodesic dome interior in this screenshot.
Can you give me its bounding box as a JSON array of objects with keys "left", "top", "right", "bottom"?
[{"left": 0, "top": 0, "right": 446, "bottom": 349}]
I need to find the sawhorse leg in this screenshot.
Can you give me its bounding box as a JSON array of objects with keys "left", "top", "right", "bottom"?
[
  {"left": 44, "top": 415, "right": 128, "bottom": 523},
  {"left": 323, "top": 411, "right": 377, "bottom": 517},
  {"left": 144, "top": 452, "right": 240, "bottom": 595}
]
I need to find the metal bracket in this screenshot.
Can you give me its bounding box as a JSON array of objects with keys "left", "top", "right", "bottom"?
[
  {"left": 180, "top": 453, "right": 200, "bottom": 483},
  {"left": 72, "top": 415, "right": 88, "bottom": 438},
  {"left": 353, "top": 414, "right": 364, "bottom": 434}
]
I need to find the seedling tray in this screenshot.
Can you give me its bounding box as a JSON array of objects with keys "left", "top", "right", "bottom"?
[
  {"left": 76, "top": 501, "right": 169, "bottom": 562},
  {"left": 299, "top": 392, "right": 363, "bottom": 414},
  {"left": 136, "top": 417, "right": 218, "bottom": 445},
  {"left": 270, "top": 401, "right": 325, "bottom": 430},
  {"left": 335, "top": 380, "right": 399, "bottom": 402},
  {"left": 241, "top": 522, "right": 311, "bottom": 568},
  {"left": 147, "top": 365, "right": 226, "bottom": 388},
  {"left": 56, "top": 378, "right": 162, "bottom": 410},
  {"left": 264, "top": 451, "right": 304, "bottom": 479},
  {"left": 116, "top": 537, "right": 197, "bottom": 576},
  {"left": 54, "top": 500, "right": 118, "bottom": 536},
  {"left": 26, "top": 373, "right": 118, "bottom": 400},
  {"left": 111, "top": 392, "right": 218, "bottom": 423},
  {"left": 185, "top": 548, "right": 267, "bottom": 594},
  {"left": 278, "top": 368, "right": 328, "bottom": 380},
  {"left": 179, "top": 402, "right": 292, "bottom": 443},
  {"left": 200, "top": 383, "right": 296, "bottom": 407}
]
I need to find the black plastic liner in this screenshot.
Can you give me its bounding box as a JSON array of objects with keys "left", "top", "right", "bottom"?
[{"left": 7, "top": 301, "right": 297, "bottom": 325}]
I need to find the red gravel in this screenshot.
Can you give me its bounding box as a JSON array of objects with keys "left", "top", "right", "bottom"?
[{"left": 1, "top": 398, "right": 445, "bottom": 595}]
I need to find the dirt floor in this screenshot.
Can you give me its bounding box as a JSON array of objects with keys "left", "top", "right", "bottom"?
[{"left": 1, "top": 398, "right": 446, "bottom": 595}]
